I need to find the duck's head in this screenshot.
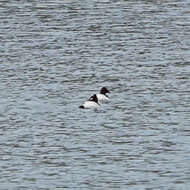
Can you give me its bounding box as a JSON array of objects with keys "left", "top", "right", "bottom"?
[{"left": 100, "top": 87, "right": 110, "bottom": 94}]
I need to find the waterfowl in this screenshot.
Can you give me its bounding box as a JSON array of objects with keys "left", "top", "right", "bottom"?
[
  {"left": 79, "top": 94, "right": 100, "bottom": 109},
  {"left": 96, "top": 87, "right": 110, "bottom": 101}
]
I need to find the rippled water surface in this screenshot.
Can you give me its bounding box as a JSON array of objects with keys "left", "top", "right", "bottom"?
[{"left": 0, "top": 0, "right": 190, "bottom": 189}]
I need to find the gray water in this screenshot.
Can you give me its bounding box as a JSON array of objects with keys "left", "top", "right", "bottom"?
[{"left": 0, "top": 0, "right": 190, "bottom": 189}]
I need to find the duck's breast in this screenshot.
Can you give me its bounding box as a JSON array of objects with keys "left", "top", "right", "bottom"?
[{"left": 96, "top": 94, "right": 109, "bottom": 101}]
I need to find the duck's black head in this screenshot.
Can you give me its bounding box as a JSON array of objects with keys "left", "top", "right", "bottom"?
[
  {"left": 100, "top": 87, "right": 110, "bottom": 94},
  {"left": 89, "top": 94, "right": 98, "bottom": 103}
]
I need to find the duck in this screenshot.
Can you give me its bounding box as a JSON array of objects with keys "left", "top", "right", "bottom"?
[
  {"left": 96, "top": 87, "right": 110, "bottom": 101},
  {"left": 79, "top": 94, "right": 100, "bottom": 109}
]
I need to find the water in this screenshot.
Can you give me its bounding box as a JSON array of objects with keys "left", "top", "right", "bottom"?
[{"left": 0, "top": 0, "right": 190, "bottom": 189}]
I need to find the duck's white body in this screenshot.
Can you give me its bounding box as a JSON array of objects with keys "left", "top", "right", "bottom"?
[
  {"left": 82, "top": 101, "right": 100, "bottom": 109},
  {"left": 96, "top": 93, "right": 109, "bottom": 101}
]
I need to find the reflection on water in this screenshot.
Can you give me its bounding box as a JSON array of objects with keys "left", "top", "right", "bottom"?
[{"left": 0, "top": 0, "right": 190, "bottom": 189}]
